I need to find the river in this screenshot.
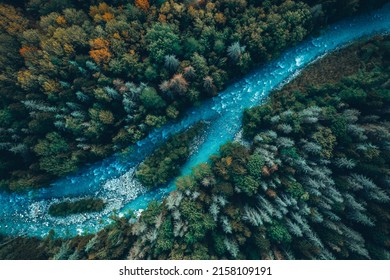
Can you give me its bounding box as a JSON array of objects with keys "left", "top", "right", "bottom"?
[{"left": 1, "top": 4, "right": 390, "bottom": 237}]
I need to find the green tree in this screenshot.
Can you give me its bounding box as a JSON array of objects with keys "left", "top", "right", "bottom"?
[
  {"left": 140, "top": 87, "right": 166, "bottom": 110},
  {"left": 227, "top": 41, "right": 245, "bottom": 62},
  {"left": 145, "top": 23, "right": 181, "bottom": 63},
  {"left": 34, "top": 132, "right": 78, "bottom": 176},
  {"left": 247, "top": 153, "right": 265, "bottom": 178},
  {"left": 267, "top": 222, "right": 292, "bottom": 244}
]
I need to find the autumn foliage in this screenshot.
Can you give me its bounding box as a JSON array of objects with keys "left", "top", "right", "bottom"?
[
  {"left": 89, "top": 38, "right": 112, "bottom": 64},
  {"left": 19, "top": 46, "right": 37, "bottom": 58},
  {"left": 89, "top": 3, "right": 115, "bottom": 22},
  {"left": 135, "top": 0, "right": 150, "bottom": 11},
  {"left": 0, "top": 4, "right": 28, "bottom": 36}
]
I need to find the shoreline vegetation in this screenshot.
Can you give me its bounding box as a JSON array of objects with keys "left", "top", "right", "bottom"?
[
  {"left": 1, "top": 34, "right": 389, "bottom": 260},
  {"left": 136, "top": 122, "right": 205, "bottom": 189},
  {"left": 1, "top": 0, "right": 388, "bottom": 191},
  {"left": 48, "top": 198, "right": 106, "bottom": 217}
]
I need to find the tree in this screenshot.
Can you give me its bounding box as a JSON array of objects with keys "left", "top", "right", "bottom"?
[
  {"left": 183, "top": 37, "right": 203, "bottom": 57},
  {"left": 312, "top": 127, "right": 336, "bottom": 159},
  {"left": 267, "top": 222, "right": 292, "bottom": 244},
  {"left": 25, "top": 0, "right": 75, "bottom": 16},
  {"left": 183, "top": 66, "right": 195, "bottom": 79},
  {"left": 169, "top": 74, "right": 188, "bottom": 95},
  {"left": 98, "top": 110, "right": 114, "bottom": 125},
  {"left": 203, "top": 76, "right": 215, "bottom": 94},
  {"left": 145, "top": 23, "right": 181, "bottom": 63},
  {"left": 33, "top": 132, "right": 78, "bottom": 176},
  {"left": 247, "top": 153, "right": 265, "bottom": 178},
  {"left": 135, "top": 0, "right": 150, "bottom": 12},
  {"left": 164, "top": 55, "right": 179, "bottom": 71},
  {"left": 0, "top": 4, "right": 29, "bottom": 36},
  {"left": 139, "top": 87, "right": 166, "bottom": 110},
  {"left": 227, "top": 41, "right": 245, "bottom": 62},
  {"left": 234, "top": 175, "right": 259, "bottom": 196},
  {"left": 90, "top": 38, "right": 112, "bottom": 65}
]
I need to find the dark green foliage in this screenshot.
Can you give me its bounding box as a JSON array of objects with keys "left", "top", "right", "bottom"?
[
  {"left": 33, "top": 132, "right": 79, "bottom": 177},
  {"left": 154, "top": 219, "right": 174, "bottom": 256},
  {"left": 0, "top": 235, "right": 51, "bottom": 259},
  {"left": 139, "top": 87, "right": 166, "bottom": 110},
  {"left": 139, "top": 200, "right": 163, "bottom": 226},
  {"left": 285, "top": 181, "right": 308, "bottom": 201},
  {"left": 247, "top": 153, "right": 265, "bottom": 178},
  {"left": 145, "top": 23, "right": 181, "bottom": 64},
  {"left": 136, "top": 123, "right": 204, "bottom": 189},
  {"left": 267, "top": 223, "right": 292, "bottom": 244},
  {"left": 339, "top": 88, "right": 367, "bottom": 104},
  {"left": 234, "top": 175, "right": 259, "bottom": 196},
  {"left": 48, "top": 198, "right": 106, "bottom": 217},
  {"left": 243, "top": 106, "right": 272, "bottom": 139},
  {"left": 303, "top": 0, "right": 389, "bottom": 22}
]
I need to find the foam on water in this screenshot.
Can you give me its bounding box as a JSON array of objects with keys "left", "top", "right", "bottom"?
[{"left": 1, "top": 4, "right": 390, "bottom": 237}]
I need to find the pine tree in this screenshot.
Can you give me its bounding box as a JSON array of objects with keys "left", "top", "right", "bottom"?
[
  {"left": 227, "top": 42, "right": 245, "bottom": 62},
  {"left": 164, "top": 55, "right": 180, "bottom": 71}
]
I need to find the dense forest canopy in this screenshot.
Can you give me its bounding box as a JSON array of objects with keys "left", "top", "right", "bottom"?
[
  {"left": 1, "top": 0, "right": 388, "bottom": 191},
  {"left": 0, "top": 0, "right": 390, "bottom": 261},
  {"left": 1, "top": 34, "right": 389, "bottom": 260}
]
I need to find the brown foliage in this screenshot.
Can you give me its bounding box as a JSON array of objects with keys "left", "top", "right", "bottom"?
[
  {"left": 56, "top": 16, "right": 67, "bottom": 25},
  {"left": 90, "top": 38, "right": 112, "bottom": 64},
  {"left": 102, "top": 12, "right": 115, "bottom": 22},
  {"left": 135, "top": 0, "right": 150, "bottom": 11},
  {"left": 90, "top": 2, "right": 111, "bottom": 17},
  {"left": 266, "top": 189, "right": 277, "bottom": 198},
  {"left": 169, "top": 74, "right": 188, "bottom": 95},
  {"left": 89, "top": 3, "right": 115, "bottom": 23},
  {"left": 19, "top": 46, "right": 38, "bottom": 59},
  {"left": 262, "top": 166, "right": 270, "bottom": 177}
]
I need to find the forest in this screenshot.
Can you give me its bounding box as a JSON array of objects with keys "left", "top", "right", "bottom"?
[
  {"left": 1, "top": 0, "right": 388, "bottom": 191},
  {"left": 1, "top": 31, "right": 389, "bottom": 259},
  {"left": 126, "top": 36, "right": 390, "bottom": 260}
]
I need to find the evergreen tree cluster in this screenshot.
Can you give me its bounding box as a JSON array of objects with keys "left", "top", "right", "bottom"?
[{"left": 136, "top": 123, "right": 205, "bottom": 189}]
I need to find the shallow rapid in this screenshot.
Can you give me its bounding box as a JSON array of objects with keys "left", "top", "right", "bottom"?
[{"left": 1, "top": 5, "right": 390, "bottom": 237}]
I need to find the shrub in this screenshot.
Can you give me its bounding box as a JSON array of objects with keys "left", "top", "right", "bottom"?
[{"left": 48, "top": 198, "right": 106, "bottom": 217}]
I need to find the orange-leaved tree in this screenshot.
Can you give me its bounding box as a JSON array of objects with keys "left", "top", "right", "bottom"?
[
  {"left": 89, "top": 38, "right": 112, "bottom": 65},
  {"left": 135, "top": 0, "right": 150, "bottom": 11}
]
